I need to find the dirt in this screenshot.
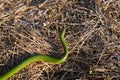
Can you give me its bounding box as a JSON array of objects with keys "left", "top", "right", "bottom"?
[{"left": 0, "top": 0, "right": 120, "bottom": 80}]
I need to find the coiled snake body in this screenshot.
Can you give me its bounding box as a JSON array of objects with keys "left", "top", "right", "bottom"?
[{"left": 0, "top": 28, "right": 68, "bottom": 80}]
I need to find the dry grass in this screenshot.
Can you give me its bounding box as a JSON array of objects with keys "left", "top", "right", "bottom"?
[{"left": 0, "top": 0, "right": 120, "bottom": 80}]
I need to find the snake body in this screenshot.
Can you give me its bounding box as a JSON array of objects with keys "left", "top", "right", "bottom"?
[{"left": 0, "top": 28, "right": 68, "bottom": 80}]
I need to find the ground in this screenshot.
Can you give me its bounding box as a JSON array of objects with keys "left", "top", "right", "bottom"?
[{"left": 0, "top": 0, "right": 120, "bottom": 80}]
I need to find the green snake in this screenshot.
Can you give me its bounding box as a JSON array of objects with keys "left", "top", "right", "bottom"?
[{"left": 0, "top": 28, "right": 68, "bottom": 80}]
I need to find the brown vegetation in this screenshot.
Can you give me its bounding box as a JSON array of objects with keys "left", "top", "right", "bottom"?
[{"left": 0, "top": 0, "right": 120, "bottom": 80}]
